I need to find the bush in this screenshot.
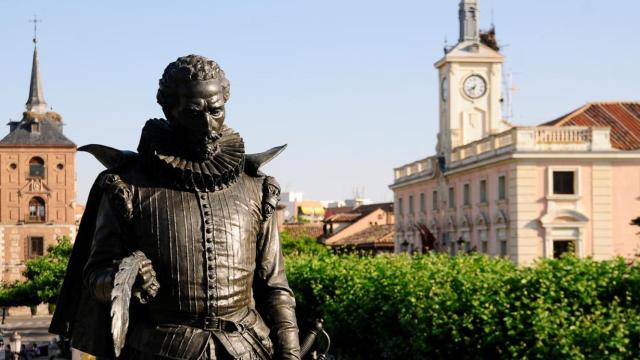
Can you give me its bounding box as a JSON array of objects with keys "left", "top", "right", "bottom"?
[
  {"left": 286, "top": 253, "right": 640, "bottom": 359},
  {"left": 280, "top": 231, "right": 329, "bottom": 257}
]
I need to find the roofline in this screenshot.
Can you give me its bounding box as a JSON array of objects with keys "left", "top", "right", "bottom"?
[
  {"left": 541, "top": 101, "right": 640, "bottom": 127},
  {"left": 434, "top": 55, "right": 505, "bottom": 68},
  {"left": 434, "top": 42, "right": 505, "bottom": 68},
  {"left": 324, "top": 209, "right": 389, "bottom": 245},
  {"left": 390, "top": 150, "right": 640, "bottom": 189},
  {"left": 0, "top": 144, "right": 76, "bottom": 149},
  {"left": 542, "top": 103, "right": 591, "bottom": 127}
]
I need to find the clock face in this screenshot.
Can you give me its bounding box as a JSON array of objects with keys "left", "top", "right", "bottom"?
[
  {"left": 441, "top": 77, "right": 448, "bottom": 102},
  {"left": 463, "top": 75, "right": 486, "bottom": 98}
]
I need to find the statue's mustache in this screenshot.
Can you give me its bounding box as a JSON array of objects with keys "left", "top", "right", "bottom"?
[{"left": 176, "top": 110, "right": 221, "bottom": 138}]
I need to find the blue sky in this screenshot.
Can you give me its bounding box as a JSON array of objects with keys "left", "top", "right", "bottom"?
[{"left": 0, "top": 1, "right": 638, "bottom": 204}]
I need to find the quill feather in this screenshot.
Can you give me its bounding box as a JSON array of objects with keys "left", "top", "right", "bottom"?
[{"left": 111, "top": 251, "right": 147, "bottom": 357}]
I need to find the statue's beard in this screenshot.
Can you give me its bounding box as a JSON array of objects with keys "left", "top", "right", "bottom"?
[
  {"left": 177, "top": 130, "right": 221, "bottom": 161},
  {"left": 168, "top": 109, "right": 223, "bottom": 161}
]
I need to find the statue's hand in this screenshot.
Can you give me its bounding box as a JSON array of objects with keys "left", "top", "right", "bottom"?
[{"left": 133, "top": 259, "right": 159, "bottom": 303}]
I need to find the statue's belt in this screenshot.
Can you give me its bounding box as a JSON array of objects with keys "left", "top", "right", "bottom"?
[{"left": 150, "top": 310, "right": 255, "bottom": 333}]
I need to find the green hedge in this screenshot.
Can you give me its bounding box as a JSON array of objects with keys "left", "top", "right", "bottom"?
[{"left": 286, "top": 253, "right": 640, "bottom": 359}]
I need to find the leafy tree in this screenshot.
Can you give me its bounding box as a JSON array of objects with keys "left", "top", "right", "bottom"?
[
  {"left": 0, "top": 281, "right": 39, "bottom": 307},
  {"left": 23, "top": 235, "right": 73, "bottom": 303},
  {"left": 0, "top": 235, "right": 73, "bottom": 307},
  {"left": 280, "top": 231, "right": 329, "bottom": 257}
]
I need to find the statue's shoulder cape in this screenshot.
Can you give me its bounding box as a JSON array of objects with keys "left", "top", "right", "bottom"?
[
  {"left": 48, "top": 145, "right": 137, "bottom": 357},
  {"left": 80, "top": 143, "right": 287, "bottom": 176},
  {"left": 244, "top": 144, "right": 287, "bottom": 177},
  {"left": 49, "top": 143, "right": 285, "bottom": 356}
]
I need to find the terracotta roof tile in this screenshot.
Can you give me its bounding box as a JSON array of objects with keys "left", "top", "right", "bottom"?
[
  {"left": 542, "top": 102, "right": 640, "bottom": 150},
  {"left": 352, "top": 202, "right": 394, "bottom": 215},
  {"left": 328, "top": 224, "right": 394, "bottom": 249},
  {"left": 281, "top": 224, "right": 324, "bottom": 239},
  {"left": 325, "top": 213, "right": 362, "bottom": 223},
  {"left": 323, "top": 207, "right": 354, "bottom": 220}
]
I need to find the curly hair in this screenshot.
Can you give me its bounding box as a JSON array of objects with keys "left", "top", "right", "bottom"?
[{"left": 156, "top": 55, "right": 230, "bottom": 111}]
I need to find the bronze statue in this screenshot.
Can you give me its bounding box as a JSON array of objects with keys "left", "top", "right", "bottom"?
[{"left": 50, "top": 55, "right": 301, "bottom": 359}]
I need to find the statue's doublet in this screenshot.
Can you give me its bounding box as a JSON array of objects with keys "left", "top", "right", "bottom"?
[
  {"left": 84, "top": 121, "right": 291, "bottom": 359},
  {"left": 131, "top": 173, "right": 264, "bottom": 318}
]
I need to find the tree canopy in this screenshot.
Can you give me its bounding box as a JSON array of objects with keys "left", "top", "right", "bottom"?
[{"left": 0, "top": 236, "right": 72, "bottom": 306}]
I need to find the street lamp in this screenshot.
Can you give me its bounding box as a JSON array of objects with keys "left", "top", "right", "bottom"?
[
  {"left": 9, "top": 331, "right": 21, "bottom": 360},
  {"left": 400, "top": 239, "right": 409, "bottom": 253}
]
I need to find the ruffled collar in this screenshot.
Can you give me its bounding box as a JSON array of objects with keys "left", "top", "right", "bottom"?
[{"left": 137, "top": 119, "right": 245, "bottom": 192}]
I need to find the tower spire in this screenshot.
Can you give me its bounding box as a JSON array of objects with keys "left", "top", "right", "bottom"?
[
  {"left": 25, "top": 16, "right": 47, "bottom": 114},
  {"left": 459, "top": 0, "right": 480, "bottom": 43}
]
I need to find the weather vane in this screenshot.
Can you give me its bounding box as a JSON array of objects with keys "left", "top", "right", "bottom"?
[{"left": 29, "top": 15, "right": 42, "bottom": 44}]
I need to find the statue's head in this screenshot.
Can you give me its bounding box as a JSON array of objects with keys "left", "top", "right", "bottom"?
[{"left": 157, "top": 55, "right": 230, "bottom": 137}]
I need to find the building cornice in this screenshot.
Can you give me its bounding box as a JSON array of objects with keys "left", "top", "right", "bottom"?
[
  {"left": 0, "top": 224, "right": 76, "bottom": 228},
  {"left": 0, "top": 144, "right": 76, "bottom": 149},
  {"left": 511, "top": 152, "right": 640, "bottom": 159},
  {"left": 391, "top": 150, "right": 640, "bottom": 190},
  {"left": 434, "top": 55, "right": 505, "bottom": 68}
]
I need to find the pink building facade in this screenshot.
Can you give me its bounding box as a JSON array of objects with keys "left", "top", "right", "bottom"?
[
  {"left": 391, "top": 124, "right": 640, "bottom": 264},
  {"left": 391, "top": 1, "right": 640, "bottom": 264}
]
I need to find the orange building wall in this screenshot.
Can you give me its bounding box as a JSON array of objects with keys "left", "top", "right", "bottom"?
[
  {"left": 0, "top": 146, "right": 77, "bottom": 281},
  {"left": 325, "top": 208, "right": 393, "bottom": 245}
]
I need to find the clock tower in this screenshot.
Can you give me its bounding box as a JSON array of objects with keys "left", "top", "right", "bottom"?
[{"left": 435, "top": 0, "right": 507, "bottom": 162}]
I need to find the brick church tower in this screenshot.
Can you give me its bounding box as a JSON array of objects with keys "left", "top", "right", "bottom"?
[{"left": 0, "top": 38, "right": 77, "bottom": 281}]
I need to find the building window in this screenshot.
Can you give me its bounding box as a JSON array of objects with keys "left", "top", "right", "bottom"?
[
  {"left": 448, "top": 187, "right": 455, "bottom": 209},
  {"left": 29, "top": 236, "right": 44, "bottom": 258},
  {"left": 498, "top": 229, "right": 508, "bottom": 256},
  {"left": 443, "top": 232, "right": 454, "bottom": 255},
  {"left": 419, "top": 193, "right": 425, "bottom": 213},
  {"left": 498, "top": 176, "right": 506, "bottom": 200},
  {"left": 463, "top": 183, "right": 470, "bottom": 206},
  {"left": 29, "top": 157, "right": 45, "bottom": 178},
  {"left": 553, "top": 171, "right": 575, "bottom": 195},
  {"left": 553, "top": 240, "right": 575, "bottom": 258},
  {"left": 408, "top": 195, "right": 414, "bottom": 214},
  {"left": 397, "top": 197, "right": 403, "bottom": 216},
  {"left": 479, "top": 179, "right": 487, "bottom": 203},
  {"left": 28, "top": 197, "right": 46, "bottom": 222},
  {"left": 478, "top": 229, "right": 488, "bottom": 253},
  {"left": 432, "top": 190, "right": 438, "bottom": 210},
  {"left": 461, "top": 231, "right": 471, "bottom": 252},
  {"left": 499, "top": 241, "right": 507, "bottom": 256}
]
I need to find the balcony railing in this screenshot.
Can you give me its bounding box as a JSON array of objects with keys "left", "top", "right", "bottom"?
[
  {"left": 393, "top": 126, "right": 611, "bottom": 183},
  {"left": 393, "top": 157, "right": 435, "bottom": 181},
  {"left": 535, "top": 127, "right": 592, "bottom": 144}
]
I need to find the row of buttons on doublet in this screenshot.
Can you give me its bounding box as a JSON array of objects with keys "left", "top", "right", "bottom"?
[{"left": 200, "top": 192, "right": 216, "bottom": 307}]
